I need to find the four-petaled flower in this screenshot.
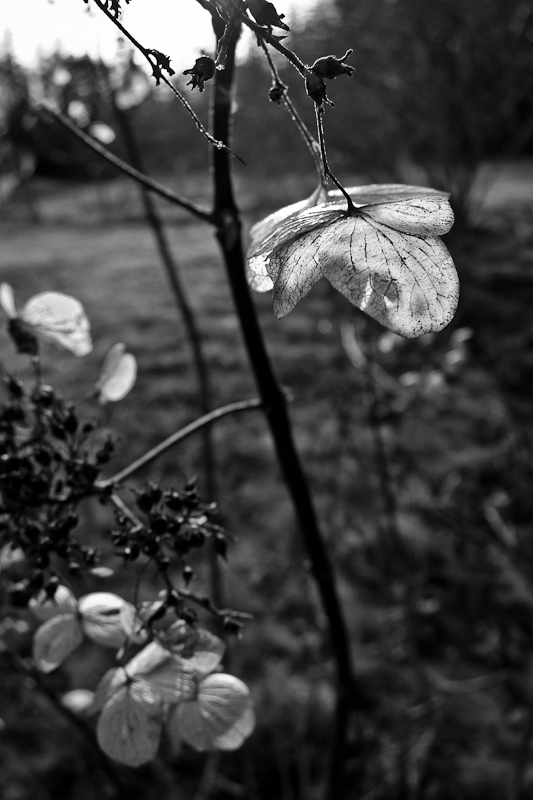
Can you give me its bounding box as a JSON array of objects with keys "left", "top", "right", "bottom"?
[{"left": 247, "top": 184, "right": 459, "bottom": 338}]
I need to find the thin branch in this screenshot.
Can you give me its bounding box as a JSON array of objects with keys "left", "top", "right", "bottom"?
[
  {"left": 37, "top": 102, "right": 212, "bottom": 222},
  {"left": 90, "top": 0, "right": 244, "bottom": 163},
  {"left": 110, "top": 492, "right": 143, "bottom": 529},
  {"left": 228, "top": 0, "right": 309, "bottom": 77},
  {"left": 257, "top": 37, "right": 324, "bottom": 183},
  {"left": 97, "top": 398, "right": 262, "bottom": 488},
  {"left": 315, "top": 106, "right": 356, "bottom": 214}
]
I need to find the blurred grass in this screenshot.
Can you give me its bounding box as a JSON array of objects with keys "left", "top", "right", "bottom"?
[{"left": 2, "top": 166, "right": 533, "bottom": 798}]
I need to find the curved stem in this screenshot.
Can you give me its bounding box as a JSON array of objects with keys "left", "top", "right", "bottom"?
[
  {"left": 210, "top": 23, "right": 356, "bottom": 799},
  {"left": 97, "top": 398, "right": 262, "bottom": 488},
  {"left": 257, "top": 38, "right": 324, "bottom": 183},
  {"left": 315, "top": 105, "right": 356, "bottom": 214}
]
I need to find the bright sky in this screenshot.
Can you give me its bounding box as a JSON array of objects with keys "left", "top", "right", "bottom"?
[{"left": 1, "top": 0, "right": 320, "bottom": 68}]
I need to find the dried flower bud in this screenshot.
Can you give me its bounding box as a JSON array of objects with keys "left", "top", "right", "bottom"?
[
  {"left": 183, "top": 57, "right": 216, "bottom": 93},
  {"left": 305, "top": 72, "right": 333, "bottom": 108},
  {"left": 247, "top": 0, "right": 290, "bottom": 31},
  {"left": 268, "top": 82, "right": 286, "bottom": 105},
  {"left": 311, "top": 49, "right": 354, "bottom": 81}
]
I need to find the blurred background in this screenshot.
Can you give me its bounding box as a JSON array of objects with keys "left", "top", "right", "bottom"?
[{"left": 2, "top": 0, "right": 533, "bottom": 798}]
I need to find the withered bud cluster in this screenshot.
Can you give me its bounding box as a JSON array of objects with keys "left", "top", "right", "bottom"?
[
  {"left": 306, "top": 49, "right": 355, "bottom": 108},
  {"left": 247, "top": 0, "right": 290, "bottom": 32},
  {"left": 183, "top": 57, "right": 216, "bottom": 93}
]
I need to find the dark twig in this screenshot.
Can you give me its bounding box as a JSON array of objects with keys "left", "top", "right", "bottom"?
[
  {"left": 37, "top": 102, "right": 211, "bottom": 222},
  {"left": 97, "top": 399, "right": 262, "bottom": 488},
  {"left": 209, "top": 21, "right": 356, "bottom": 800},
  {"left": 90, "top": 0, "right": 244, "bottom": 162}
]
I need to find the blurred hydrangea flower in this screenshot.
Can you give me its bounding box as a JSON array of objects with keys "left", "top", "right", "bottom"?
[
  {"left": 96, "top": 342, "right": 137, "bottom": 403},
  {"left": 0, "top": 283, "right": 92, "bottom": 356},
  {"left": 91, "top": 631, "right": 255, "bottom": 766},
  {"left": 247, "top": 184, "right": 459, "bottom": 338},
  {"left": 32, "top": 591, "right": 140, "bottom": 672}
]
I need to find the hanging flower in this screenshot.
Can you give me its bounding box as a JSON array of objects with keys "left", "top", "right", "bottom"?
[
  {"left": 247, "top": 184, "right": 459, "bottom": 338},
  {"left": 91, "top": 634, "right": 255, "bottom": 766},
  {"left": 0, "top": 284, "right": 92, "bottom": 356}
]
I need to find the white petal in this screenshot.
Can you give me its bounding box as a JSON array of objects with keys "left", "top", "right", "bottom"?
[
  {"left": 30, "top": 585, "right": 78, "bottom": 622},
  {"left": 246, "top": 261, "right": 273, "bottom": 293},
  {"left": 61, "top": 689, "right": 95, "bottom": 714},
  {"left": 97, "top": 344, "right": 137, "bottom": 403},
  {"left": 361, "top": 196, "right": 454, "bottom": 236},
  {"left": 21, "top": 292, "right": 92, "bottom": 356},
  {"left": 79, "top": 592, "right": 137, "bottom": 648},
  {"left": 96, "top": 682, "right": 162, "bottom": 767},
  {"left": 271, "top": 226, "right": 325, "bottom": 318},
  {"left": 211, "top": 704, "right": 256, "bottom": 750},
  {"left": 126, "top": 641, "right": 196, "bottom": 704},
  {"left": 168, "top": 674, "right": 253, "bottom": 751},
  {"left": 319, "top": 216, "right": 459, "bottom": 338},
  {"left": 0, "top": 283, "right": 16, "bottom": 318},
  {"left": 90, "top": 667, "right": 128, "bottom": 715},
  {"left": 162, "top": 624, "right": 225, "bottom": 678},
  {"left": 33, "top": 613, "right": 83, "bottom": 672}
]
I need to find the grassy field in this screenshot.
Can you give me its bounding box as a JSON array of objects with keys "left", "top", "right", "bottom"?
[{"left": 2, "top": 165, "right": 533, "bottom": 799}]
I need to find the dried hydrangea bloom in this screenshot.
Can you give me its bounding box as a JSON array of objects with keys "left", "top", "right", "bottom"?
[{"left": 247, "top": 184, "right": 459, "bottom": 338}]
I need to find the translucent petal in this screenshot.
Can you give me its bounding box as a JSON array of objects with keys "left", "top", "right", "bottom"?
[
  {"left": 248, "top": 185, "right": 326, "bottom": 256},
  {"left": 30, "top": 585, "right": 78, "bottom": 622},
  {"left": 317, "top": 216, "right": 459, "bottom": 337},
  {"left": 270, "top": 226, "right": 325, "bottom": 318},
  {"left": 79, "top": 592, "right": 137, "bottom": 648},
  {"left": 246, "top": 261, "right": 273, "bottom": 293},
  {"left": 247, "top": 186, "right": 328, "bottom": 286},
  {"left": 96, "top": 682, "right": 162, "bottom": 767},
  {"left": 168, "top": 674, "right": 253, "bottom": 752},
  {"left": 33, "top": 613, "right": 83, "bottom": 672},
  {"left": 21, "top": 292, "right": 92, "bottom": 356},
  {"left": 0, "top": 283, "right": 16, "bottom": 318},
  {"left": 161, "top": 624, "right": 225, "bottom": 678},
  {"left": 97, "top": 343, "right": 137, "bottom": 403},
  {"left": 211, "top": 704, "right": 256, "bottom": 750},
  {"left": 250, "top": 205, "right": 340, "bottom": 279},
  {"left": 126, "top": 641, "right": 196, "bottom": 704},
  {"left": 90, "top": 667, "right": 128, "bottom": 715}
]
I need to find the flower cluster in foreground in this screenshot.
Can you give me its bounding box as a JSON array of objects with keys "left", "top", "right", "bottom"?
[
  {"left": 247, "top": 184, "right": 459, "bottom": 338},
  {"left": 31, "top": 590, "right": 254, "bottom": 766}
]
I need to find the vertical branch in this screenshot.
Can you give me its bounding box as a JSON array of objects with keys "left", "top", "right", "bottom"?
[
  {"left": 104, "top": 74, "right": 223, "bottom": 607},
  {"left": 209, "top": 20, "right": 357, "bottom": 800}
]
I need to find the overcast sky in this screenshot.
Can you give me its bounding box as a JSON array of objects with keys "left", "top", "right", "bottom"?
[{"left": 1, "top": 0, "right": 319, "bottom": 68}]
